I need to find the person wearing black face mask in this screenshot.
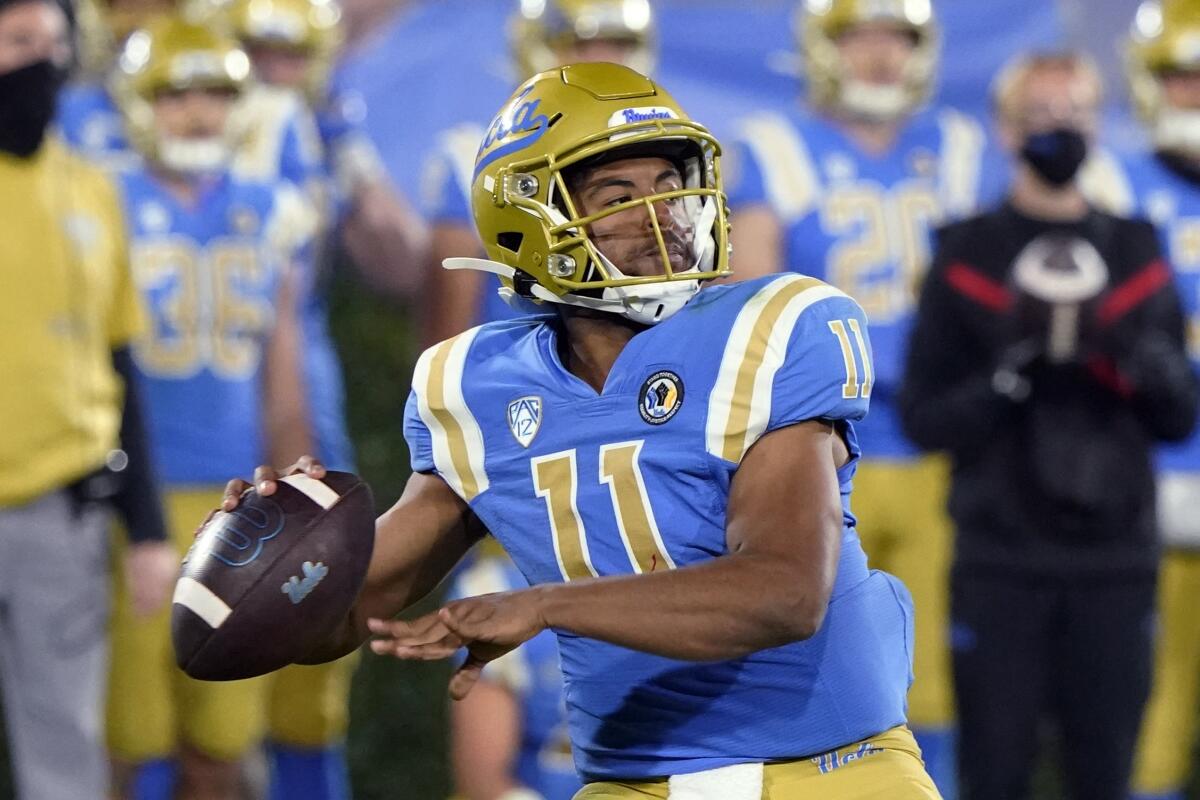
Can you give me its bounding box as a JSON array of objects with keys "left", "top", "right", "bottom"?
[
  {"left": 0, "top": 0, "right": 175, "bottom": 797},
  {"left": 898, "top": 51, "right": 1200, "bottom": 800}
]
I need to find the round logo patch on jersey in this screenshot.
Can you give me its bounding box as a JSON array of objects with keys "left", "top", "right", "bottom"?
[{"left": 639, "top": 371, "right": 684, "bottom": 425}]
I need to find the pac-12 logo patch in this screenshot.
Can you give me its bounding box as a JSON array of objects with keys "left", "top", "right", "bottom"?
[
  {"left": 639, "top": 371, "right": 683, "bottom": 425},
  {"left": 507, "top": 396, "right": 543, "bottom": 447}
]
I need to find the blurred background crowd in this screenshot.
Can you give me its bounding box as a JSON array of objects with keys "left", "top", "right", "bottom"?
[{"left": 4, "top": 0, "right": 1200, "bottom": 799}]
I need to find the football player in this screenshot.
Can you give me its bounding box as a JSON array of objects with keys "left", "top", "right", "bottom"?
[
  {"left": 104, "top": 17, "right": 313, "bottom": 800},
  {"left": 57, "top": 0, "right": 173, "bottom": 166},
  {"left": 224, "top": 0, "right": 426, "bottom": 297},
  {"left": 1119, "top": 3, "right": 1200, "bottom": 799},
  {"left": 225, "top": 62, "right": 941, "bottom": 799},
  {"left": 57, "top": 0, "right": 323, "bottom": 184},
  {"left": 420, "top": 0, "right": 655, "bottom": 346},
  {"left": 448, "top": 550, "right": 582, "bottom": 800},
  {"left": 723, "top": 2, "right": 987, "bottom": 792}
]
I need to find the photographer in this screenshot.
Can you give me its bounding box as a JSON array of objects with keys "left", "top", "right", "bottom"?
[{"left": 899, "top": 52, "right": 1199, "bottom": 800}]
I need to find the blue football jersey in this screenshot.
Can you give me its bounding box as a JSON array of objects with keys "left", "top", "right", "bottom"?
[
  {"left": 404, "top": 274, "right": 914, "bottom": 780},
  {"left": 237, "top": 86, "right": 357, "bottom": 471},
  {"left": 1108, "top": 151, "right": 1200, "bottom": 473},
  {"left": 726, "top": 107, "right": 987, "bottom": 458},
  {"left": 449, "top": 556, "right": 582, "bottom": 800},
  {"left": 57, "top": 81, "right": 136, "bottom": 169},
  {"left": 422, "top": 120, "right": 531, "bottom": 326},
  {"left": 116, "top": 166, "right": 302, "bottom": 485}
]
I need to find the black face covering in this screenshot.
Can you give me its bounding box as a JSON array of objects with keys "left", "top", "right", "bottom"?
[
  {"left": 0, "top": 59, "right": 66, "bottom": 158},
  {"left": 1019, "top": 127, "right": 1089, "bottom": 187}
]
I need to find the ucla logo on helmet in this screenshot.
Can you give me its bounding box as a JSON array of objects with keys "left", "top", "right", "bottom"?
[
  {"left": 507, "top": 395, "right": 543, "bottom": 447},
  {"left": 475, "top": 85, "right": 551, "bottom": 178},
  {"left": 639, "top": 371, "right": 683, "bottom": 425}
]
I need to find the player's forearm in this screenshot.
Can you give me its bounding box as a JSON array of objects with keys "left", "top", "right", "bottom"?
[{"left": 532, "top": 550, "right": 834, "bottom": 662}]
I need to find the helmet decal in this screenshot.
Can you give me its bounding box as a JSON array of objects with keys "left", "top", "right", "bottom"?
[{"left": 476, "top": 85, "right": 553, "bottom": 178}]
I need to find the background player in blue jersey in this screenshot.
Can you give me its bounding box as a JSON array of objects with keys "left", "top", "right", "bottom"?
[
  {"left": 103, "top": 18, "right": 313, "bottom": 800},
  {"left": 224, "top": 0, "right": 426, "bottom": 299},
  {"left": 449, "top": 552, "right": 583, "bottom": 800},
  {"left": 722, "top": 3, "right": 988, "bottom": 793},
  {"left": 217, "top": 1, "right": 426, "bottom": 796},
  {"left": 1116, "top": 3, "right": 1200, "bottom": 798},
  {"left": 420, "top": 0, "right": 655, "bottom": 346},
  {"left": 225, "top": 62, "right": 939, "bottom": 799}
]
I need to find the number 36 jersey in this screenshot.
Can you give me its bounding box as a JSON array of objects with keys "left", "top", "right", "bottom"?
[
  {"left": 114, "top": 166, "right": 308, "bottom": 485},
  {"left": 404, "top": 274, "right": 915, "bottom": 781}
]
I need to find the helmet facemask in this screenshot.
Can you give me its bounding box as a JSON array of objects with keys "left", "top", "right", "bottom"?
[{"left": 485, "top": 122, "right": 730, "bottom": 325}]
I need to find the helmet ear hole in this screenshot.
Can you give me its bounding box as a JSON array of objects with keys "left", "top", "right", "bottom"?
[{"left": 497, "top": 232, "right": 524, "bottom": 254}]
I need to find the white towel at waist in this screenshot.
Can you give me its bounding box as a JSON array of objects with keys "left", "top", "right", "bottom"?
[{"left": 667, "top": 762, "right": 764, "bottom": 800}]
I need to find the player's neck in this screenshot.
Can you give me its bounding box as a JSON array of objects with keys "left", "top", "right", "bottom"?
[
  {"left": 557, "top": 308, "right": 645, "bottom": 393},
  {"left": 833, "top": 115, "right": 903, "bottom": 156},
  {"left": 1008, "top": 168, "right": 1088, "bottom": 222},
  {"left": 151, "top": 164, "right": 203, "bottom": 207}
]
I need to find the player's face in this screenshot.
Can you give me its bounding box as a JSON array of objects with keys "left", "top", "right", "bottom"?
[
  {"left": 557, "top": 36, "right": 640, "bottom": 68},
  {"left": 1000, "top": 66, "right": 1098, "bottom": 147},
  {"left": 835, "top": 21, "right": 916, "bottom": 88},
  {"left": 247, "top": 43, "right": 311, "bottom": 90},
  {"left": 1162, "top": 69, "right": 1200, "bottom": 111},
  {"left": 0, "top": 0, "right": 70, "bottom": 74},
  {"left": 572, "top": 156, "right": 696, "bottom": 278},
  {"left": 153, "top": 86, "right": 236, "bottom": 140}
]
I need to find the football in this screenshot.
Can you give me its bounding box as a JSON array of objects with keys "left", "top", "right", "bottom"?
[{"left": 171, "top": 471, "right": 376, "bottom": 681}]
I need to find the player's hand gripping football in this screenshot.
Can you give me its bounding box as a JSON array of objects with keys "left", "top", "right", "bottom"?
[
  {"left": 368, "top": 590, "right": 548, "bottom": 700},
  {"left": 218, "top": 455, "right": 327, "bottom": 511}
]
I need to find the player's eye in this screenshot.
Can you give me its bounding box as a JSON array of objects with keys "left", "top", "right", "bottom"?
[{"left": 602, "top": 194, "right": 633, "bottom": 208}]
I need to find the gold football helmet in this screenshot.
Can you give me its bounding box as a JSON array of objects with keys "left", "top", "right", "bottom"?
[
  {"left": 76, "top": 0, "right": 181, "bottom": 77},
  {"left": 457, "top": 62, "right": 730, "bottom": 326},
  {"left": 511, "top": 0, "right": 656, "bottom": 79},
  {"left": 1128, "top": 0, "right": 1200, "bottom": 155},
  {"left": 112, "top": 16, "right": 251, "bottom": 173},
  {"left": 225, "top": 0, "right": 342, "bottom": 98},
  {"left": 799, "top": 0, "right": 938, "bottom": 121}
]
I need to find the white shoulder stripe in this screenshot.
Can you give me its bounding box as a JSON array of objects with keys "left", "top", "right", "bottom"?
[
  {"left": 938, "top": 109, "right": 986, "bottom": 218},
  {"left": 413, "top": 327, "right": 490, "bottom": 501},
  {"left": 706, "top": 276, "right": 848, "bottom": 463},
  {"left": 173, "top": 577, "right": 232, "bottom": 629},
  {"left": 736, "top": 112, "right": 820, "bottom": 221},
  {"left": 1080, "top": 145, "right": 1136, "bottom": 216},
  {"left": 278, "top": 474, "right": 340, "bottom": 509}
]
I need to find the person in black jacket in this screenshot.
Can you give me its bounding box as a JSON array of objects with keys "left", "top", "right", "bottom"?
[{"left": 899, "top": 52, "right": 1200, "bottom": 800}]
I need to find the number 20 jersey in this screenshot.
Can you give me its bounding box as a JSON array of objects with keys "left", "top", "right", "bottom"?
[
  {"left": 404, "top": 274, "right": 915, "bottom": 781},
  {"left": 115, "top": 166, "right": 302, "bottom": 485},
  {"left": 726, "top": 107, "right": 988, "bottom": 458}
]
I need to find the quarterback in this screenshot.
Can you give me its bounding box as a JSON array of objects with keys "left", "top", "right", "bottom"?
[{"left": 228, "top": 63, "right": 938, "bottom": 798}]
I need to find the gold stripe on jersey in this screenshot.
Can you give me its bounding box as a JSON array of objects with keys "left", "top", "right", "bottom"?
[
  {"left": 413, "top": 328, "right": 489, "bottom": 501},
  {"left": 706, "top": 275, "right": 847, "bottom": 464}
]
